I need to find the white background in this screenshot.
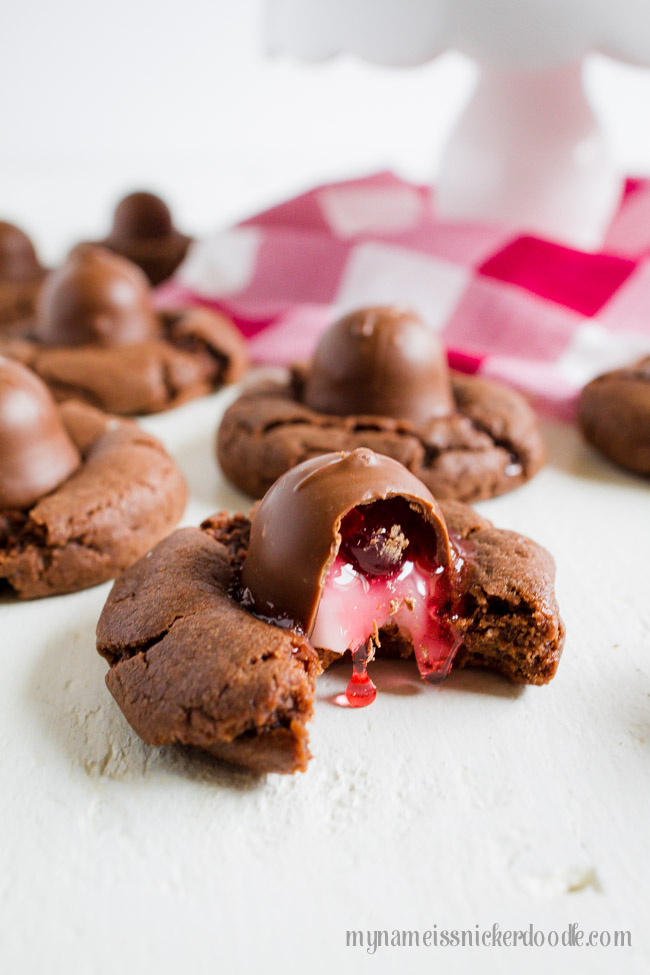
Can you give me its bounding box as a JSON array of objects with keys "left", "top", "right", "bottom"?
[
  {"left": 1, "top": 4, "right": 650, "bottom": 975},
  {"left": 2, "top": 0, "right": 650, "bottom": 259}
]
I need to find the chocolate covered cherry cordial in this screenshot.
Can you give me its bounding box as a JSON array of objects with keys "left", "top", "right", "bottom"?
[
  {"left": 100, "top": 191, "right": 191, "bottom": 286},
  {"left": 97, "top": 449, "right": 564, "bottom": 775},
  {"left": 0, "top": 356, "right": 187, "bottom": 598},
  {"left": 0, "top": 221, "right": 46, "bottom": 331},
  {"left": 217, "top": 306, "right": 545, "bottom": 502},
  {"left": 241, "top": 449, "right": 461, "bottom": 705},
  {"left": 35, "top": 244, "right": 160, "bottom": 347},
  {"left": 0, "top": 357, "right": 80, "bottom": 510},
  {"left": 0, "top": 245, "right": 247, "bottom": 414}
]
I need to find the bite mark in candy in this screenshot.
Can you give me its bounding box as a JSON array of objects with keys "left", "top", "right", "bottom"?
[
  {"left": 241, "top": 450, "right": 463, "bottom": 709},
  {"left": 312, "top": 500, "right": 462, "bottom": 706}
]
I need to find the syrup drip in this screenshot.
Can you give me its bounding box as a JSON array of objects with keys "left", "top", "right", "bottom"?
[{"left": 345, "top": 640, "right": 377, "bottom": 708}]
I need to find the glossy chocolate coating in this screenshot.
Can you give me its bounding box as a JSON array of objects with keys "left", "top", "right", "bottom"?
[
  {"left": 35, "top": 245, "right": 160, "bottom": 347},
  {"left": 241, "top": 448, "right": 451, "bottom": 636},
  {"left": 110, "top": 192, "right": 174, "bottom": 241},
  {"left": 103, "top": 192, "right": 191, "bottom": 285},
  {"left": 0, "top": 357, "right": 80, "bottom": 508},
  {"left": 302, "top": 307, "right": 454, "bottom": 424},
  {"left": 0, "top": 221, "right": 42, "bottom": 282}
]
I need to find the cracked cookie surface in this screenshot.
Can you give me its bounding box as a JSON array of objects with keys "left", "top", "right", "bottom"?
[
  {"left": 96, "top": 502, "right": 564, "bottom": 774},
  {"left": 217, "top": 370, "right": 545, "bottom": 502},
  {"left": 97, "top": 524, "right": 320, "bottom": 774}
]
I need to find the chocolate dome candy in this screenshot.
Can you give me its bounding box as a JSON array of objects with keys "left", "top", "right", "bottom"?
[
  {"left": 242, "top": 448, "right": 451, "bottom": 631},
  {"left": 0, "top": 357, "right": 80, "bottom": 508},
  {"left": 241, "top": 448, "right": 463, "bottom": 698},
  {"left": 35, "top": 245, "right": 160, "bottom": 347},
  {"left": 0, "top": 222, "right": 45, "bottom": 329},
  {"left": 302, "top": 307, "right": 454, "bottom": 424},
  {"left": 102, "top": 191, "right": 191, "bottom": 285},
  {"left": 0, "top": 222, "right": 42, "bottom": 283},
  {"left": 113, "top": 192, "right": 173, "bottom": 240}
]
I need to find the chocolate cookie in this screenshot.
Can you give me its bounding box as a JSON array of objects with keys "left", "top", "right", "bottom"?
[
  {"left": 217, "top": 307, "right": 544, "bottom": 501},
  {"left": 578, "top": 356, "right": 650, "bottom": 475},
  {"left": 99, "top": 191, "right": 192, "bottom": 286},
  {"left": 97, "top": 525, "right": 320, "bottom": 774},
  {"left": 0, "top": 358, "right": 187, "bottom": 598},
  {"left": 0, "top": 221, "right": 46, "bottom": 332},
  {"left": 97, "top": 450, "right": 564, "bottom": 775},
  {"left": 0, "top": 245, "right": 247, "bottom": 415}
]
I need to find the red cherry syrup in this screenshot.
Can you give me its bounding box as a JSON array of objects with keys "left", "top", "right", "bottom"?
[
  {"left": 345, "top": 640, "right": 377, "bottom": 707},
  {"left": 312, "top": 500, "right": 462, "bottom": 708}
]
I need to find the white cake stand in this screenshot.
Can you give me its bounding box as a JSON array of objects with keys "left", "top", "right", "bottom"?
[{"left": 267, "top": 0, "right": 650, "bottom": 249}]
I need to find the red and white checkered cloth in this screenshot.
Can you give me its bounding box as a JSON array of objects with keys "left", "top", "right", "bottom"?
[{"left": 160, "top": 171, "right": 650, "bottom": 419}]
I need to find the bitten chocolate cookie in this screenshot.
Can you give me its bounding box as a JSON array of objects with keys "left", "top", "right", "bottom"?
[
  {"left": 99, "top": 191, "right": 191, "bottom": 286},
  {"left": 578, "top": 356, "right": 650, "bottom": 475},
  {"left": 217, "top": 306, "right": 545, "bottom": 502},
  {"left": 0, "top": 245, "right": 247, "bottom": 414},
  {"left": 0, "top": 357, "right": 187, "bottom": 598},
  {"left": 97, "top": 449, "right": 564, "bottom": 775},
  {"left": 0, "top": 221, "right": 46, "bottom": 331}
]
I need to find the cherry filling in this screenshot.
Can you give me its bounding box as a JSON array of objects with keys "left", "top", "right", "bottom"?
[{"left": 310, "top": 500, "right": 462, "bottom": 707}]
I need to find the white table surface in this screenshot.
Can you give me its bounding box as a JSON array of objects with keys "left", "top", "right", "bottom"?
[
  {"left": 0, "top": 381, "right": 648, "bottom": 975},
  {"left": 2, "top": 7, "right": 650, "bottom": 969}
]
